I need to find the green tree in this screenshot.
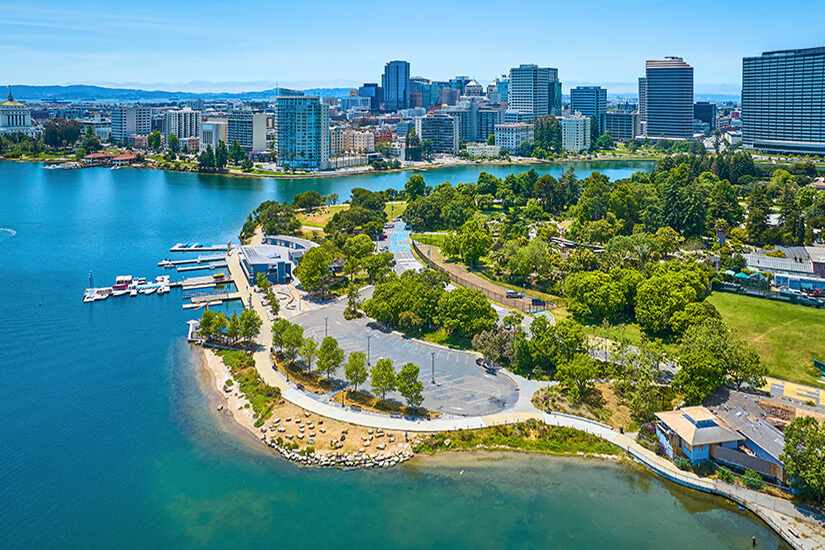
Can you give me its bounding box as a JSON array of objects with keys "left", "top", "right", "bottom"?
[
  {"left": 294, "top": 246, "right": 335, "bottom": 296},
  {"left": 271, "top": 318, "right": 291, "bottom": 352},
  {"left": 317, "top": 336, "right": 345, "bottom": 378},
  {"left": 229, "top": 139, "right": 246, "bottom": 164},
  {"left": 362, "top": 252, "right": 394, "bottom": 284},
  {"left": 42, "top": 118, "right": 83, "bottom": 149},
  {"left": 780, "top": 416, "right": 825, "bottom": 502},
  {"left": 299, "top": 337, "right": 318, "bottom": 371},
  {"left": 405, "top": 174, "right": 426, "bottom": 201},
  {"left": 396, "top": 362, "right": 424, "bottom": 408},
  {"left": 215, "top": 140, "right": 228, "bottom": 169},
  {"left": 596, "top": 132, "right": 614, "bottom": 150},
  {"left": 436, "top": 288, "right": 498, "bottom": 337},
  {"left": 238, "top": 308, "right": 262, "bottom": 345},
  {"left": 167, "top": 133, "right": 179, "bottom": 153},
  {"left": 344, "top": 351, "right": 369, "bottom": 393},
  {"left": 370, "top": 358, "right": 397, "bottom": 401},
  {"left": 227, "top": 312, "right": 241, "bottom": 343},
  {"left": 342, "top": 233, "right": 375, "bottom": 278},
  {"left": 487, "top": 134, "right": 495, "bottom": 145},
  {"left": 198, "top": 145, "right": 216, "bottom": 171},
  {"left": 282, "top": 323, "right": 304, "bottom": 362},
  {"left": 147, "top": 130, "right": 162, "bottom": 150},
  {"left": 292, "top": 190, "right": 324, "bottom": 210},
  {"left": 746, "top": 184, "right": 771, "bottom": 244},
  {"left": 557, "top": 354, "right": 599, "bottom": 402}
]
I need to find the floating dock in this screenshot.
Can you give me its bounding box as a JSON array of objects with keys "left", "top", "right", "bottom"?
[
  {"left": 170, "top": 243, "right": 230, "bottom": 253},
  {"left": 158, "top": 254, "right": 225, "bottom": 268},
  {"left": 176, "top": 262, "right": 228, "bottom": 273}
]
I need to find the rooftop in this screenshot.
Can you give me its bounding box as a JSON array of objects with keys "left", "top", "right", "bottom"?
[
  {"left": 240, "top": 245, "right": 287, "bottom": 266},
  {"left": 656, "top": 406, "right": 744, "bottom": 447},
  {"left": 744, "top": 253, "right": 814, "bottom": 274},
  {"left": 717, "top": 406, "right": 785, "bottom": 463}
]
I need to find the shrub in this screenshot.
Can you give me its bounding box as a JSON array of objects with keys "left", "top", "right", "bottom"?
[
  {"left": 225, "top": 379, "right": 234, "bottom": 387},
  {"left": 742, "top": 469, "right": 764, "bottom": 490},
  {"left": 675, "top": 458, "right": 692, "bottom": 471},
  {"left": 719, "top": 466, "right": 735, "bottom": 483}
]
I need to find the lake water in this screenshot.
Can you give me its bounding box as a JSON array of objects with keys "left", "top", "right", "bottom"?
[{"left": 0, "top": 159, "right": 787, "bottom": 548}]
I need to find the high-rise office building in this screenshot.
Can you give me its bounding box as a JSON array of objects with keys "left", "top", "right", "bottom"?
[
  {"left": 111, "top": 105, "right": 151, "bottom": 143},
  {"left": 644, "top": 57, "right": 694, "bottom": 140},
  {"left": 415, "top": 114, "right": 459, "bottom": 155},
  {"left": 273, "top": 96, "right": 329, "bottom": 169},
  {"left": 358, "top": 83, "right": 383, "bottom": 111},
  {"left": 605, "top": 111, "right": 640, "bottom": 142},
  {"left": 163, "top": 108, "right": 201, "bottom": 139},
  {"left": 693, "top": 102, "right": 717, "bottom": 132},
  {"left": 570, "top": 86, "right": 607, "bottom": 135},
  {"left": 742, "top": 47, "right": 825, "bottom": 155},
  {"left": 508, "top": 64, "right": 561, "bottom": 122},
  {"left": 381, "top": 60, "right": 411, "bottom": 111}
]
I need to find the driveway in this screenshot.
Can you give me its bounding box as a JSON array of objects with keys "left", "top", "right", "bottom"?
[{"left": 291, "top": 287, "right": 519, "bottom": 416}]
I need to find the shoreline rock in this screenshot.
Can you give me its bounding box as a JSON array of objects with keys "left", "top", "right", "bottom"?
[{"left": 263, "top": 436, "right": 414, "bottom": 469}]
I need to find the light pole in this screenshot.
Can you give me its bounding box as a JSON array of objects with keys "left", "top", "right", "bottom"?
[
  {"left": 431, "top": 352, "right": 435, "bottom": 384},
  {"left": 367, "top": 335, "right": 372, "bottom": 366},
  {"left": 324, "top": 316, "right": 329, "bottom": 338}
]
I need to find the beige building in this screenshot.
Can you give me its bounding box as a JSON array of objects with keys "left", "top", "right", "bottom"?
[
  {"left": 329, "top": 126, "right": 344, "bottom": 157},
  {"left": 343, "top": 129, "right": 375, "bottom": 153}
]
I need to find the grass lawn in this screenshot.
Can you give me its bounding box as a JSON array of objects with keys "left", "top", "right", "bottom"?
[
  {"left": 708, "top": 292, "right": 825, "bottom": 385},
  {"left": 295, "top": 204, "right": 349, "bottom": 228},
  {"left": 385, "top": 201, "right": 407, "bottom": 219}
]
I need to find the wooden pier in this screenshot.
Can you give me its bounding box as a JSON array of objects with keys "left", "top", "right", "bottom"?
[
  {"left": 170, "top": 243, "right": 230, "bottom": 253},
  {"left": 176, "top": 262, "right": 228, "bottom": 273}
]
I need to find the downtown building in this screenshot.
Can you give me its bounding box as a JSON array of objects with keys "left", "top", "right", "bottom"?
[
  {"left": 111, "top": 105, "right": 151, "bottom": 144},
  {"left": 273, "top": 96, "right": 329, "bottom": 169},
  {"left": 605, "top": 111, "right": 640, "bottom": 142},
  {"left": 415, "top": 114, "right": 459, "bottom": 155},
  {"left": 226, "top": 111, "right": 266, "bottom": 153},
  {"left": 507, "top": 64, "right": 562, "bottom": 122},
  {"left": 643, "top": 57, "right": 694, "bottom": 140},
  {"left": 382, "top": 60, "right": 411, "bottom": 111},
  {"left": 570, "top": 86, "right": 607, "bottom": 135},
  {"left": 742, "top": 47, "right": 825, "bottom": 155},
  {"left": 163, "top": 108, "right": 201, "bottom": 140},
  {"left": 560, "top": 113, "right": 591, "bottom": 152},
  {"left": 494, "top": 123, "right": 534, "bottom": 153}
]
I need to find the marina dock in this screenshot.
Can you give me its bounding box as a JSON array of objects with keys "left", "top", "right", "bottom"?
[
  {"left": 176, "top": 262, "right": 228, "bottom": 272},
  {"left": 158, "top": 254, "right": 225, "bottom": 268},
  {"left": 170, "top": 243, "right": 230, "bottom": 253}
]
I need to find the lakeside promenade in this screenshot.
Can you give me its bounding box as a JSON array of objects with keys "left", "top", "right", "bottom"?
[{"left": 223, "top": 246, "right": 825, "bottom": 550}]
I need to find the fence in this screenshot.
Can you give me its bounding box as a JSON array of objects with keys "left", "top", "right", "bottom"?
[{"left": 410, "top": 240, "right": 548, "bottom": 314}]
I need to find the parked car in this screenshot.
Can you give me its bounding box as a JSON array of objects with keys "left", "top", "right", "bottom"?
[
  {"left": 380, "top": 245, "right": 389, "bottom": 252},
  {"left": 404, "top": 224, "right": 412, "bottom": 230},
  {"left": 506, "top": 290, "right": 522, "bottom": 299},
  {"left": 378, "top": 234, "right": 388, "bottom": 240},
  {"left": 384, "top": 223, "right": 393, "bottom": 229}
]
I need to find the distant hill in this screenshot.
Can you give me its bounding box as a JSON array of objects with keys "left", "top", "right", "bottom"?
[{"left": 9, "top": 85, "right": 353, "bottom": 103}]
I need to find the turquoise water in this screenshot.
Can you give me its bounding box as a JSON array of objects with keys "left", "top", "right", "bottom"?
[{"left": 0, "top": 160, "right": 787, "bottom": 549}]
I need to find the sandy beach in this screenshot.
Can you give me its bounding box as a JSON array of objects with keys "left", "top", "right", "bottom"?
[{"left": 199, "top": 347, "right": 419, "bottom": 459}]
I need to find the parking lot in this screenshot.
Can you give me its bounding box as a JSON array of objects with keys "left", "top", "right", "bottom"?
[{"left": 292, "top": 287, "right": 519, "bottom": 416}]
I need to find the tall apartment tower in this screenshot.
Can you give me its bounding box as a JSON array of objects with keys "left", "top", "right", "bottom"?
[
  {"left": 644, "top": 57, "right": 694, "bottom": 140},
  {"left": 273, "top": 96, "right": 329, "bottom": 170},
  {"left": 381, "top": 60, "right": 410, "bottom": 111},
  {"left": 742, "top": 47, "right": 825, "bottom": 155},
  {"left": 163, "top": 108, "right": 201, "bottom": 139},
  {"left": 508, "top": 64, "right": 562, "bottom": 122},
  {"left": 570, "top": 86, "right": 607, "bottom": 135},
  {"left": 638, "top": 77, "right": 647, "bottom": 123},
  {"left": 111, "top": 105, "right": 151, "bottom": 143}
]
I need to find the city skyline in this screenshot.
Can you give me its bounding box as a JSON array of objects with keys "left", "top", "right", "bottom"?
[{"left": 3, "top": 0, "right": 824, "bottom": 91}]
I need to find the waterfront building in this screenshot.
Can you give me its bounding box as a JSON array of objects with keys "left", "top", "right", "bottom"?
[
  {"left": 742, "top": 47, "right": 825, "bottom": 155},
  {"left": 395, "top": 120, "right": 414, "bottom": 138},
  {"left": 494, "top": 123, "right": 534, "bottom": 153},
  {"left": 570, "top": 86, "right": 607, "bottom": 135},
  {"left": 342, "top": 129, "right": 375, "bottom": 153},
  {"left": 694, "top": 101, "right": 717, "bottom": 132},
  {"left": 0, "top": 92, "right": 40, "bottom": 137},
  {"left": 644, "top": 57, "right": 694, "bottom": 140},
  {"left": 226, "top": 111, "right": 266, "bottom": 153},
  {"left": 415, "top": 114, "right": 459, "bottom": 155},
  {"left": 476, "top": 106, "right": 505, "bottom": 142},
  {"left": 655, "top": 407, "right": 743, "bottom": 465},
  {"left": 560, "top": 113, "right": 591, "bottom": 152},
  {"left": 438, "top": 104, "right": 476, "bottom": 142},
  {"left": 111, "top": 105, "right": 151, "bottom": 144},
  {"left": 508, "top": 63, "right": 562, "bottom": 122},
  {"left": 240, "top": 235, "right": 318, "bottom": 285},
  {"left": 199, "top": 119, "right": 227, "bottom": 153},
  {"left": 466, "top": 143, "right": 501, "bottom": 158},
  {"left": 180, "top": 136, "right": 199, "bottom": 154},
  {"left": 273, "top": 96, "right": 329, "bottom": 169},
  {"left": 163, "top": 108, "right": 201, "bottom": 140},
  {"left": 382, "top": 60, "right": 411, "bottom": 111},
  {"left": 605, "top": 111, "right": 640, "bottom": 142}
]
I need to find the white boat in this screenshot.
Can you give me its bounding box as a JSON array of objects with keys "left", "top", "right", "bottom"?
[
  {"left": 157, "top": 285, "right": 170, "bottom": 295},
  {"left": 155, "top": 275, "right": 170, "bottom": 284},
  {"left": 130, "top": 289, "right": 138, "bottom": 297},
  {"left": 112, "top": 289, "right": 129, "bottom": 297},
  {"left": 140, "top": 287, "right": 157, "bottom": 295}
]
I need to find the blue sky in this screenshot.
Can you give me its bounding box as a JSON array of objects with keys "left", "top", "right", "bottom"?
[{"left": 2, "top": 0, "right": 824, "bottom": 93}]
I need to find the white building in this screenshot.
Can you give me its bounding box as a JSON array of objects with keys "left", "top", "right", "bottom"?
[
  {"left": 227, "top": 111, "right": 267, "bottom": 153},
  {"left": 494, "top": 123, "right": 534, "bottom": 153},
  {"left": 0, "top": 92, "right": 40, "bottom": 137},
  {"left": 163, "top": 108, "right": 201, "bottom": 140},
  {"left": 199, "top": 119, "right": 227, "bottom": 152},
  {"left": 508, "top": 63, "right": 561, "bottom": 121},
  {"left": 111, "top": 105, "right": 151, "bottom": 144},
  {"left": 466, "top": 143, "right": 501, "bottom": 158},
  {"left": 342, "top": 129, "right": 375, "bottom": 153},
  {"left": 273, "top": 96, "right": 329, "bottom": 169},
  {"left": 560, "top": 113, "right": 591, "bottom": 152}
]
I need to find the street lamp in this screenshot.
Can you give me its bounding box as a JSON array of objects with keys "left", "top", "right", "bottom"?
[{"left": 431, "top": 352, "right": 435, "bottom": 384}]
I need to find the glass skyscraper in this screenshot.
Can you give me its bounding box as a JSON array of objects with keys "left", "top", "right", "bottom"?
[
  {"left": 570, "top": 86, "right": 607, "bottom": 135},
  {"left": 644, "top": 57, "right": 694, "bottom": 140},
  {"left": 381, "top": 60, "right": 410, "bottom": 111},
  {"left": 742, "top": 47, "right": 825, "bottom": 155}
]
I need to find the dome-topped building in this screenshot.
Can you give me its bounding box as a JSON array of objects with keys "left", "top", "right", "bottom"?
[
  {"left": 1, "top": 89, "right": 41, "bottom": 137},
  {"left": 464, "top": 79, "right": 483, "bottom": 97}
]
